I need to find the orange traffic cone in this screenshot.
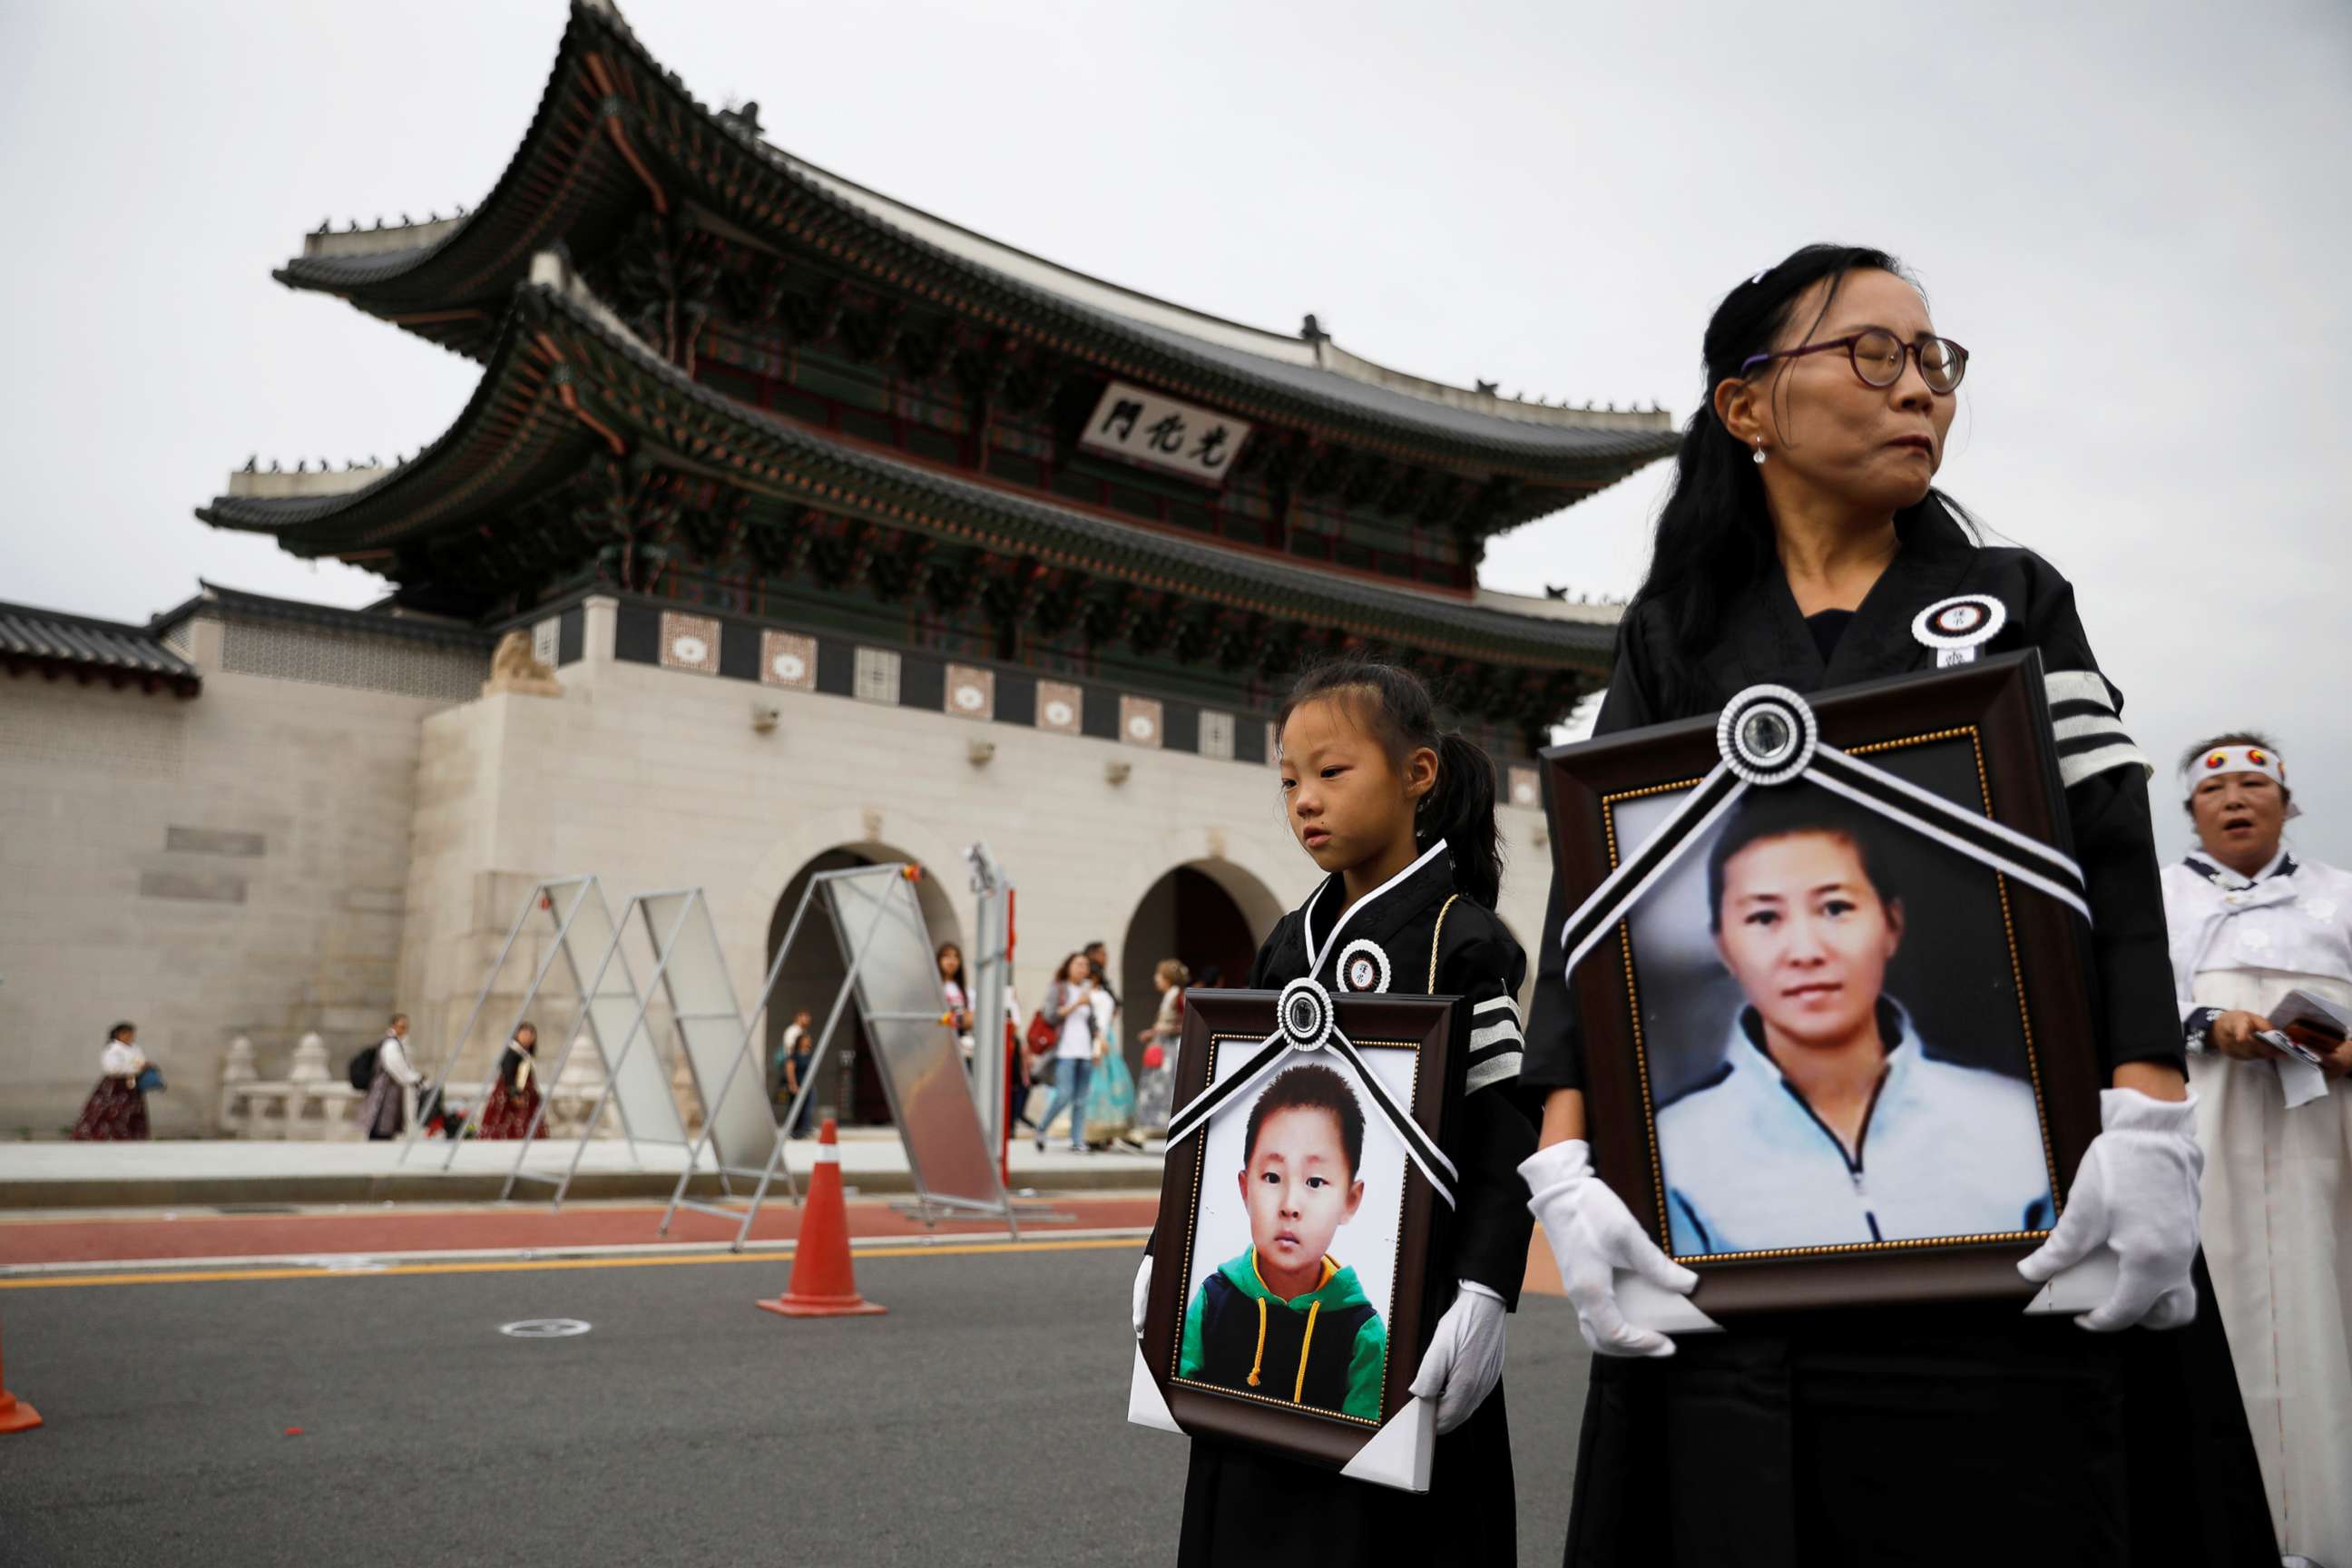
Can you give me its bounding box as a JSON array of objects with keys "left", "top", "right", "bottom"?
[
  {"left": 757, "top": 1117, "right": 887, "bottom": 1318},
  {"left": 0, "top": 1319, "right": 41, "bottom": 1435}
]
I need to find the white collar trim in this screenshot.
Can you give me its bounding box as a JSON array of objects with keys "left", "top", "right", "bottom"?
[
  {"left": 1303, "top": 838, "right": 1450, "bottom": 974},
  {"left": 2190, "top": 843, "right": 2295, "bottom": 889}
]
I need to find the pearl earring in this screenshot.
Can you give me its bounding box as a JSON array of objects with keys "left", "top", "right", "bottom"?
[{"left": 1752, "top": 441, "right": 1767, "bottom": 466}]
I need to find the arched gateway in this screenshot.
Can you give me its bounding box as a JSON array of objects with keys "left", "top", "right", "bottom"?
[{"left": 1116, "top": 860, "right": 1284, "bottom": 1073}]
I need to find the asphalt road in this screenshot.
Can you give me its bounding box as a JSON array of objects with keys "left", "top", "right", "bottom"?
[{"left": 0, "top": 1241, "right": 1592, "bottom": 1567}]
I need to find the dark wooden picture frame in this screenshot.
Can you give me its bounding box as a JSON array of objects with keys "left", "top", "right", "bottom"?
[
  {"left": 1540, "top": 652, "right": 2102, "bottom": 1316},
  {"left": 1139, "top": 987, "right": 1457, "bottom": 1475}
]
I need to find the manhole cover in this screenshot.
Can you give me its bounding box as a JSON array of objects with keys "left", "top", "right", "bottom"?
[{"left": 499, "top": 1318, "right": 592, "bottom": 1338}]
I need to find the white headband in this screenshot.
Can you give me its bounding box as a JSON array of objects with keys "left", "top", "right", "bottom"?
[{"left": 2181, "top": 744, "right": 2298, "bottom": 816}]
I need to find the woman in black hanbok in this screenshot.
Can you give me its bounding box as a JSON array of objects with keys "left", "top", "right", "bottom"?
[{"left": 1518, "top": 245, "right": 2275, "bottom": 1567}]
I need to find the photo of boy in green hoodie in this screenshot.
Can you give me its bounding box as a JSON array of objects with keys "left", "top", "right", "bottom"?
[{"left": 1179, "top": 1063, "right": 1387, "bottom": 1421}]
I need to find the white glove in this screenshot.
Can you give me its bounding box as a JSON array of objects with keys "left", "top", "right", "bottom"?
[
  {"left": 1132, "top": 1254, "right": 1152, "bottom": 1337},
  {"left": 1407, "top": 1280, "right": 1507, "bottom": 1434},
  {"left": 2018, "top": 1087, "right": 2202, "bottom": 1332},
  {"left": 1521, "top": 1140, "right": 1696, "bottom": 1357}
]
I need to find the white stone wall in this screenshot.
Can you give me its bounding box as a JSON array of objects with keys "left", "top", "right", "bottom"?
[
  {"left": 0, "top": 618, "right": 468, "bottom": 1135},
  {"left": 0, "top": 596, "right": 1552, "bottom": 1135},
  {"left": 394, "top": 603, "right": 1553, "bottom": 1093}
]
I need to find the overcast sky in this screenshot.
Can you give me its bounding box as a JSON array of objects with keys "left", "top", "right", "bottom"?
[{"left": 3, "top": 0, "right": 2346, "bottom": 862}]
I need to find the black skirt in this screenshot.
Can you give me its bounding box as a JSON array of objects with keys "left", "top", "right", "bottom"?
[
  {"left": 1179, "top": 1382, "right": 1517, "bottom": 1568},
  {"left": 1561, "top": 1258, "right": 2273, "bottom": 1567}
]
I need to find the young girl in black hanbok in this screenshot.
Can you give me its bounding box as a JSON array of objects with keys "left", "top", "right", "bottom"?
[
  {"left": 1518, "top": 244, "right": 2274, "bottom": 1566},
  {"left": 1135, "top": 659, "right": 1539, "bottom": 1568}
]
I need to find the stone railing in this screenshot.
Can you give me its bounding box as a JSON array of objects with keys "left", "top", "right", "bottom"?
[
  {"left": 219, "top": 1033, "right": 360, "bottom": 1140},
  {"left": 219, "top": 1033, "right": 622, "bottom": 1141}
]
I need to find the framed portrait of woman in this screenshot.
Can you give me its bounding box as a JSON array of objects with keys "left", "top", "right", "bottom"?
[
  {"left": 1542, "top": 652, "right": 2105, "bottom": 1315},
  {"left": 1130, "top": 986, "right": 1459, "bottom": 1491}
]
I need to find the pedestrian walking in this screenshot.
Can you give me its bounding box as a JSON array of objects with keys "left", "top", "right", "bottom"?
[
  {"left": 358, "top": 1014, "right": 422, "bottom": 1142},
  {"left": 777, "top": 1009, "right": 817, "bottom": 1138},
  {"left": 1083, "top": 1004, "right": 1137, "bottom": 1150},
  {"left": 476, "top": 1022, "right": 544, "bottom": 1140},
  {"left": 1132, "top": 959, "right": 1190, "bottom": 1137},
  {"left": 71, "top": 1022, "right": 152, "bottom": 1142},
  {"left": 1033, "top": 953, "right": 1108, "bottom": 1153}
]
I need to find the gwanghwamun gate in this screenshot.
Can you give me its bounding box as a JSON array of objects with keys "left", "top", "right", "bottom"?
[{"left": 0, "top": 0, "right": 1673, "bottom": 1136}]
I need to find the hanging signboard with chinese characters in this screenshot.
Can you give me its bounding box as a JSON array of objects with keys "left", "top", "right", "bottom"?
[{"left": 1079, "top": 381, "right": 1253, "bottom": 487}]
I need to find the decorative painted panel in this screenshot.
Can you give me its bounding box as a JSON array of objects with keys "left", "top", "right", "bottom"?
[
  {"left": 1119, "top": 695, "right": 1164, "bottom": 749},
  {"left": 946, "top": 663, "right": 995, "bottom": 721},
  {"left": 658, "top": 612, "right": 721, "bottom": 675},
  {"left": 760, "top": 631, "right": 817, "bottom": 691},
  {"left": 1035, "top": 681, "right": 1083, "bottom": 736}
]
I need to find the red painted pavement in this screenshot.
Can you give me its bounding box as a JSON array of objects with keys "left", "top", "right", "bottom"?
[{"left": 0, "top": 1195, "right": 1160, "bottom": 1268}]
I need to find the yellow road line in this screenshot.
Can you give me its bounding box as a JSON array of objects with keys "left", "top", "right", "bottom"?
[{"left": 0, "top": 1236, "right": 1142, "bottom": 1291}]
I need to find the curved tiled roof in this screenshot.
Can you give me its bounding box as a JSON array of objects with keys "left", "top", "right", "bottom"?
[
  {"left": 203, "top": 268, "right": 1617, "bottom": 671},
  {"left": 275, "top": 2, "right": 1677, "bottom": 489},
  {"left": 0, "top": 601, "right": 201, "bottom": 697}
]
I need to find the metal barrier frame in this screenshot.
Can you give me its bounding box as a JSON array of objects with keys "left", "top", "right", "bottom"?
[
  {"left": 402, "top": 877, "right": 651, "bottom": 1166},
  {"left": 499, "top": 888, "right": 752, "bottom": 1208},
  {"left": 657, "top": 863, "right": 1020, "bottom": 1248}
]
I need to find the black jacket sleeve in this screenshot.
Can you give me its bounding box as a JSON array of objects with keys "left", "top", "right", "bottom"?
[
  {"left": 1520, "top": 620, "right": 1660, "bottom": 1093},
  {"left": 2019, "top": 556, "right": 2181, "bottom": 1074},
  {"left": 1442, "top": 928, "right": 1539, "bottom": 1308}
]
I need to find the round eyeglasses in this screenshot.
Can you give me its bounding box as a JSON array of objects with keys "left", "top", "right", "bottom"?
[{"left": 1740, "top": 328, "right": 1970, "bottom": 395}]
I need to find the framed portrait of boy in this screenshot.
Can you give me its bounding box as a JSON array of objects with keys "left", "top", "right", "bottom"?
[
  {"left": 1541, "top": 652, "right": 2106, "bottom": 1317},
  {"left": 1132, "top": 985, "right": 1458, "bottom": 1491}
]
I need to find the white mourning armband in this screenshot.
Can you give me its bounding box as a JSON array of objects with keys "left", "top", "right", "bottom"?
[{"left": 2042, "top": 670, "right": 2152, "bottom": 789}]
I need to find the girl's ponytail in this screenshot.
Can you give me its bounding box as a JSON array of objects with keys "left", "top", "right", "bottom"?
[{"left": 1428, "top": 731, "right": 1502, "bottom": 909}]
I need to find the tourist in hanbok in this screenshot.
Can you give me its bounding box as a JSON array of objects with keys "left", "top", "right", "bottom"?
[
  {"left": 71, "top": 1022, "right": 151, "bottom": 1142},
  {"left": 476, "top": 1022, "right": 545, "bottom": 1141},
  {"left": 1517, "top": 245, "right": 2274, "bottom": 1564},
  {"left": 1083, "top": 1009, "right": 1138, "bottom": 1150},
  {"left": 359, "top": 1014, "right": 422, "bottom": 1142},
  {"left": 2161, "top": 733, "right": 2352, "bottom": 1567}
]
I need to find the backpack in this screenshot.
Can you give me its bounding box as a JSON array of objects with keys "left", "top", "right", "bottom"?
[{"left": 347, "top": 1043, "right": 378, "bottom": 1091}]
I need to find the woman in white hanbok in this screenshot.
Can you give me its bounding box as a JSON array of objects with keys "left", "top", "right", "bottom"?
[{"left": 2161, "top": 736, "right": 2352, "bottom": 1568}]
